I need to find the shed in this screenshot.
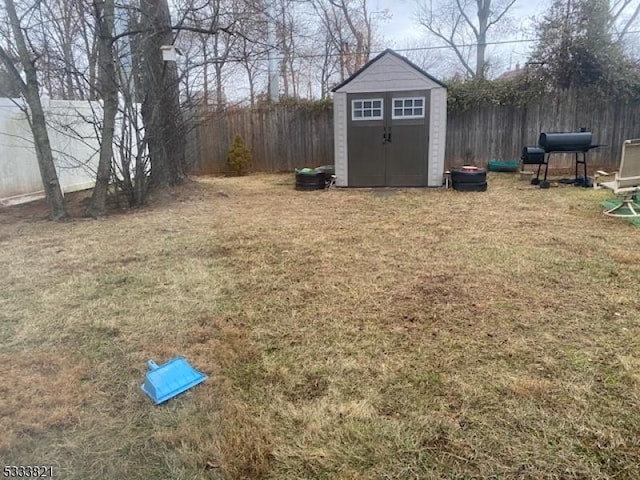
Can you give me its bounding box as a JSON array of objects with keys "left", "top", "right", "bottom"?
[{"left": 332, "top": 49, "right": 447, "bottom": 187}]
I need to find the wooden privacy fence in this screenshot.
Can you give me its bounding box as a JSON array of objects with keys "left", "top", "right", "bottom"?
[
  {"left": 189, "top": 91, "right": 640, "bottom": 175},
  {"left": 188, "top": 104, "right": 334, "bottom": 174},
  {"left": 447, "top": 91, "right": 640, "bottom": 170}
]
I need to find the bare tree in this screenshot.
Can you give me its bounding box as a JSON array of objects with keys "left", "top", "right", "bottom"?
[
  {"left": 328, "top": 0, "right": 373, "bottom": 76},
  {"left": 315, "top": 25, "right": 340, "bottom": 98},
  {"left": 610, "top": 0, "right": 640, "bottom": 38},
  {"left": 12, "top": 0, "right": 97, "bottom": 101},
  {"left": 401, "top": 37, "right": 445, "bottom": 73},
  {"left": 416, "top": 0, "right": 518, "bottom": 79},
  {"left": 235, "top": 30, "right": 266, "bottom": 105},
  {"left": 77, "top": 0, "right": 100, "bottom": 100},
  {"left": 0, "top": 0, "right": 68, "bottom": 219},
  {"left": 233, "top": 0, "right": 268, "bottom": 106},
  {"left": 43, "top": 0, "right": 85, "bottom": 99},
  {"left": 86, "top": 0, "right": 117, "bottom": 217},
  {"left": 310, "top": 0, "right": 378, "bottom": 94},
  {"left": 136, "top": 0, "right": 187, "bottom": 187},
  {"left": 210, "top": 1, "right": 236, "bottom": 109},
  {"left": 311, "top": 0, "right": 350, "bottom": 83},
  {"left": 177, "top": 0, "right": 230, "bottom": 107},
  {"left": 274, "top": 0, "right": 299, "bottom": 97}
]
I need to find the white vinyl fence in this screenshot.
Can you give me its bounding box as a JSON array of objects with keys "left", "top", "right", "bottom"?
[{"left": 0, "top": 97, "right": 100, "bottom": 206}]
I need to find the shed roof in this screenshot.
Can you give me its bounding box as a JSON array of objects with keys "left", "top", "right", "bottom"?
[{"left": 332, "top": 49, "right": 447, "bottom": 93}]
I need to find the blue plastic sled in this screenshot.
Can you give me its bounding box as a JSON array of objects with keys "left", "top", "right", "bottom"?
[{"left": 141, "top": 356, "right": 207, "bottom": 405}]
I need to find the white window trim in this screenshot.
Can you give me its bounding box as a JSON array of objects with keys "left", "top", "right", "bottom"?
[
  {"left": 391, "top": 96, "right": 426, "bottom": 119},
  {"left": 351, "top": 98, "right": 384, "bottom": 121}
]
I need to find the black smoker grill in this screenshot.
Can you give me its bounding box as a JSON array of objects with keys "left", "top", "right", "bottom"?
[
  {"left": 521, "top": 131, "right": 604, "bottom": 187},
  {"left": 521, "top": 146, "right": 545, "bottom": 164}
]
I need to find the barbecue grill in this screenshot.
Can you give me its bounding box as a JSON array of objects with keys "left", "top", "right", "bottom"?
[
  {"left": 521, "top": 146, "right": 545, "bottom": 164},
  {"left": 521, "top": 131, "right": 604, "bottom": 187}
]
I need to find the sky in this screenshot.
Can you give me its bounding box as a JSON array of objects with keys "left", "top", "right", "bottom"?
[{"left": 375, "top": 0, "right": 550, "bottom": 78}]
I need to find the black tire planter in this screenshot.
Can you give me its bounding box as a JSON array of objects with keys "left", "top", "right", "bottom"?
[
  {"left": 295, "top": 171, "right": 325, "bottom": 191},
  {"left": 452, "top": 181, "right": 488, "bottom": 192},
  {"left": 451, "top": 167, "right": 487, "bottom": 184}
]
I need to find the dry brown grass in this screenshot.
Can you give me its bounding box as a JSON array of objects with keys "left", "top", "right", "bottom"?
[{"left": 1, "top": 173, "right": 640, "bottom": 479}]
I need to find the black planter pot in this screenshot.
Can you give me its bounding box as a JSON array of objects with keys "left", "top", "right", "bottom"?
[{"left": 295, "top": 171, "right": 325, "bottom": 191}]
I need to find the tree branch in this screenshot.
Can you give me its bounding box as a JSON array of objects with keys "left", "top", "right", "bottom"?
[
  {"left": 457, "top": 0, "right": 479, "bottom": 38},
  {"left": 486, "top": 0, "right": 518, "bottom": 29},
  {"left": 418, "top": 14, "right": 475, "bottom": 77},
  {"left": 0, "top": 45, "right": 28, "bottom": 96},
  {"left": 618, "top": 4, "right": 640, "bottom": 39}
]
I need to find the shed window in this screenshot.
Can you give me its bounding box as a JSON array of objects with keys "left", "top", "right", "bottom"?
[
  {"left": 352, "top": 99, "right": 383, "bottom": 120},
  {"left": 392, "top": 97, "right": 425, "bottom": 119}
]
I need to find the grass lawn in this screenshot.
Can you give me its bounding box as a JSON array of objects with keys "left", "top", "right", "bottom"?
[{"left": 1, "top": 173, "right": 639, "bottom": 479}]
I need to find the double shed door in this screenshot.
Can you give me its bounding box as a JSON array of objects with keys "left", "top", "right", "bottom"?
[{"left": 347, "top": 90, "right": 429, "bottom": 187}]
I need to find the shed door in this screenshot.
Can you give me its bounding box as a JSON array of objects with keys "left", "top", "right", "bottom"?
[
  {"left": 347, "top": 93, "right": 386, "bottom": 187},
  {"left": 347, "top": 91, "right": 429, "bottom": 187},
  {"left": 387, "top": 92, "right": 430, "bottom": 187}
]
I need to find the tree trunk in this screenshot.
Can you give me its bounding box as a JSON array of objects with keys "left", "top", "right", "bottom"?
[
  {"left": 247, "top": 69, "right": 255, "bottom": 107},
  {"left": 61, "top": 9, "right": 76, "bottom": 99},
  {"left": 87, "top": 0, "right": 117, "bottom": 218},
  {"left": 78, "top": 0, "right": 100, "bottom": 100},
  {"left": 139, "top": 0, "right": 187, "bottom": 188},
  {"left": 476, "top": 31, "right": 487, "bottom": 79},
  {"left": 213, "top": 32, "right": 224, "bottom": 108},
  {"left": 2, "top": 0, "right": 67, "bottom": 220},
  {"left": 476, "top": 0, "right": 490, "bottom": 79},
  {"left": 26, "top": 93, "right": 68, "bottom": 219},
  {"left": 202, "top": 38, "right": 209, "bottom": 103}
]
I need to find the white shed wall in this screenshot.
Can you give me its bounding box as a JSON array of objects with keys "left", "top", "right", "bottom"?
[
  {"left": 428, "top": 87, "right": 447, "bottom": 187},
  {"left": 333, "top": 92, "right": 349, "bottom": 187},
  {"left": 0, "top": 98, "right": 101, "bottom": 205},
  {"left": 335, "top": 55, "right": 442, "bottom": 94}
]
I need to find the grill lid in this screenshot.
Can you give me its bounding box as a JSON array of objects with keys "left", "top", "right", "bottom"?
[{"left": 538, "top": 132, "right": 593, "bottom": 153}]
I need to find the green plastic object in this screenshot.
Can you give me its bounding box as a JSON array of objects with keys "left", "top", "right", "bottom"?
[
  {"left": 488, "top": 159, "right": 520, "bottom": 172},
  {"left": 295, "top": 167, "right": 316, "bottom": 174}
]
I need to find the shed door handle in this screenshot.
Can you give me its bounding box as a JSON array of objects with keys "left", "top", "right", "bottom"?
[{"left": 387, "top": 127, "right": 392, "bottom": 144}]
